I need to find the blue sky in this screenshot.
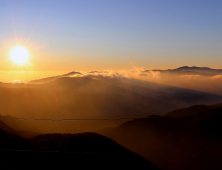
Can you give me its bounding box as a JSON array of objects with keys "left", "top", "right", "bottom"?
[{"left": 0, "top": 0, "right": 222, "bottom": 73}]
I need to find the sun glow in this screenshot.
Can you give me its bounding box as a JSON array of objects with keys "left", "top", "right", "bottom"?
[{"left": 10, "top": 46, "right": 29, "bottom": 64}]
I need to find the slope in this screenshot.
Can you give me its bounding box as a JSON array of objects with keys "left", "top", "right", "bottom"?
[
  {"left": 0, "top": 129, "right": 160, "bottom": 169},
  {"left": 98, "top": 103, "right": 222, "bottom": 170}
]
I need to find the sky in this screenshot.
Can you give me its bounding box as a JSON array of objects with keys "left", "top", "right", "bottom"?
[{"left": 0, "top": 0, "right": 222, "bottom": 82}]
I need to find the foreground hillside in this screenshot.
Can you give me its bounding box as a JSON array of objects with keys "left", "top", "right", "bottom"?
[
  {"left": 98, "top": 103, "right": 222, "bottom": 170},
  {"left": 0, "top": 129, "right": 160, "bottom": 169}
]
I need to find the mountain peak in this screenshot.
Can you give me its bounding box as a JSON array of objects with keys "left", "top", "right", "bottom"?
[{"left": 177, "top": 66, "right": 211, "bottom": 70}]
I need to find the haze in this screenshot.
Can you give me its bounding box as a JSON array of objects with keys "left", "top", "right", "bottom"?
[{"left": 0, "top": 1, "right": 222, "bottom": 170}]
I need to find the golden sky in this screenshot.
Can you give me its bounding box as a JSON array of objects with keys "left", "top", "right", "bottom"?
[{"left": 1, "top": 1, "right": 222, "bottom": 82}]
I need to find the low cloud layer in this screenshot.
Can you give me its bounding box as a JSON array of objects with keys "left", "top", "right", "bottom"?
[
  {"left": 66, "top": 66, "right": 222, "bottom": 96},
  {"left": 28, "top": 66, "right": 222, "bottom": 96},
  {"left": 141, "top": 66, "right": 222, "bottom": 95}
]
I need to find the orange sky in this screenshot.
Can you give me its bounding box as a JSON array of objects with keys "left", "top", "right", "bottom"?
[{"left": 1, "top": 1, "right": 222, "bottom": 82}]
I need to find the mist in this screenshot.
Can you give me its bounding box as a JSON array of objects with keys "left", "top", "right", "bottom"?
[{"left": 1, "top": 68, "right": 222, "bottom": 170}]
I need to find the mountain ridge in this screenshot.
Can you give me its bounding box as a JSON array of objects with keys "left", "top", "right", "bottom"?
[
  {"left": 146, "top": 66, "right": 222, "bottom": 77},
  {"left": 0, "top": 129, "right": 160, "bottom": 169},
  {"left": 98, "top": 103, "right": 222, "bottom": 170}
]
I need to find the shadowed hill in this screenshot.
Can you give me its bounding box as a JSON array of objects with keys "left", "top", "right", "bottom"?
[
  {"left": 0, "top": 127, "right": 40, "bottom": 151},
  {"left": 166, "top": 103, "right": 222, "bottom": 116},
  {"left": 0, "top": 115, "right": 41, "bottom": 138},
  {"left": 98, "top": 103, "right": 222, "bottom": 170},
  {"left": 0, "top": 128, "right": 45, "bottom": 169},
  {"left": 30, "top": 132, "right": 160, "bottom": 169},
  {"left": 0, "top": 130, "right": 160, "bottom": 169},
  {"left": 0, "top": 119, "right": 19, "bottom": 136}
]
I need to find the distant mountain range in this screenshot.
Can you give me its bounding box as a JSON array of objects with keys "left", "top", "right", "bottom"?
[
  {"left": 27, "top": 66, "right": 222, "bottom": 85},
  {"left": 28, "top": 71, "right": 82, "bottom": 84},
  {"left": 145, "top": 66, "right": 222, "bottom": 77}
]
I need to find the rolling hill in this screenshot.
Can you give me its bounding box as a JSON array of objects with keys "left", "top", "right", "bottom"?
[
  {"left": 0, "top": 128, "right": 160, "bottom": 169},
  {"left": 98, "top": 103, "right": 222, "bottom": 170}
]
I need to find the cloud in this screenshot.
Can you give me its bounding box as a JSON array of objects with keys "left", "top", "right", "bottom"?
[
  {"left": 29, "top": 65, "right": 222, "bottom": 96},
  {"left": 141, "top": 72, "right": 222, "bottom": 96},
  {"left": 70, "top": 70, "right": 120, "bottom": 79},
  {"left": 73, "top": 66, "right": 222, "bottom": 95},
  {"left": 68, "top": 66, "right": 161, "bottom": 80}
]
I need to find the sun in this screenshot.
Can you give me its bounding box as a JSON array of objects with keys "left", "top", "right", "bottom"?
[{"left": 10, "top": 46, "right": 29, "bottom": 64}]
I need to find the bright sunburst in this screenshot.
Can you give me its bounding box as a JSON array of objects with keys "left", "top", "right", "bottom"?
[{"left": 10, "top": 46, "right": 29, "bottom": 64}]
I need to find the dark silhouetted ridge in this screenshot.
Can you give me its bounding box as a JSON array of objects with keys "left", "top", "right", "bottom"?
[
  {"left": 99, "top": 103, "right": 222, "bottom": 170},
  {"left": 165, "top": 104, "right": 222, "bottom": 116},
  {"left": 0, "top": 131, "right": 160, "bottom": 169},
  {"left": 146, "top": 66, "right": 222, "bottom": 77}
]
